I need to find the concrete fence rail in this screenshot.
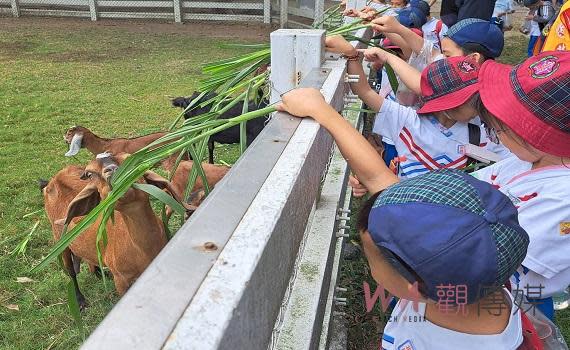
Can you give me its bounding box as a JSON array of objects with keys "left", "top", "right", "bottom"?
[{"left": 77, "top": 25, "right": 373, "bottom": 350}]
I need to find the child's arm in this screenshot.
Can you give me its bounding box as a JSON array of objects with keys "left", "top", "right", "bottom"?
[
  {"left": 277, "top": 88, "right": 399, "bottom": 193},
  {"left": 371, "top": 16, "right": 425, "bottom": 54},
  {"left": 360, "top": 48, "right": 422, "bottom": 94},
  {"left": 326, "top": 36, "right": 385, "bottom": 112}
]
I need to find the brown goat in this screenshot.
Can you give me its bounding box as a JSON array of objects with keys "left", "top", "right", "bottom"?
[
  {"left": 41, "top": 153, "right": 183, "bottom": 308},
  {"left": 169, "top": 160, "right": 230, "bottom": 206},
  {"left": 63, "top": 125, "right": 186, "bottom": 170},
  {"left": 64, "top": 125, "right": 168, "bottom": 156}
]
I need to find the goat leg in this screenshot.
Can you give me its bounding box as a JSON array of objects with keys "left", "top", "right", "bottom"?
[
  {"left": 64, "top": 249, "right": 88, "bottom": 311},
  {"left": 208, "top": 139, "right": 215, "bottom": 164}
]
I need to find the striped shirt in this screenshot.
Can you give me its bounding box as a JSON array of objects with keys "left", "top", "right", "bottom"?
[{"left": 373, "top": 100, "right": 488, "bottom": 179}]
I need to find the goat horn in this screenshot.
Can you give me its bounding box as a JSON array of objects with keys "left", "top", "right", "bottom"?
[{"left": 65, "top": 133, "right": 83, "bottom": 157}]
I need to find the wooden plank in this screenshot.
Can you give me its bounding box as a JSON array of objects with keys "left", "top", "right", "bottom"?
[
  {"left": 20, "top": 8, "right": 89, "bottom": 16},
  {"left": 11, "top": 0, "right": 80, "bottom": 5},
  {"left": 182, "top": 13, "right": 263, "bottom": 21},
  {"left": 11, "top": 0, "right": 20, "bottom": 17},
  {"left": 98, "top": 11, "right": 172, "bottom": 19},
  {"left": 97, "top": 0, "right": 171, "bottom": 7},
  {"left": 181, "top": 1, "right": 263, "bottom": 9}
]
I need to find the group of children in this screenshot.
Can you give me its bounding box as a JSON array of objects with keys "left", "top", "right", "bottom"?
[{"left": 276, "top": 0, "right": 570, "bottom": 348}]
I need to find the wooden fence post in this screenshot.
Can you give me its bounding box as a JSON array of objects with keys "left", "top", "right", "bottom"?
[
  {"left": 263, "top": 0, "right": 271, "bottom": 24},
  {"left": 88, "top": 0, "right": 98, "bottom": 21},
  {"left": 11, "top": 0, "right": 20, "bottom": 17},
  {"left": 280, "top": 0, "right": 288, "bottom": 28},
  {"left": 173, "top": 0, "right": 182, "bottom": 23}
]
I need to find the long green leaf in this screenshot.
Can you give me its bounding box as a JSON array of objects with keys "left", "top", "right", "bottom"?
[
  {"left": 384, "top": 63, "right": 400, "bottom": 93},
  {"left": 67, "top": 280, "right": 85, "bottom": 340},
  {"left": 132, "top": 183, "right": 186, "bottom": 216},
  {"left": 185, "top": 142, "right": 211, "bottom": 198},
  {"left": 240, "top": 83, "right": 251, "bottom": 154}
]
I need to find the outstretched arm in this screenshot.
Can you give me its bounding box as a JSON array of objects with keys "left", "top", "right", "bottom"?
[
  {"left": 326, "top": 36, "right": 384, "bottom": 112},
  {"left": 371, "top": 16, "right": 425, "bottom": 54},
  {"left": 360, "top": 48, "right": 422, "bottom": 94},
  {"left": 277, "top": 88, "right": 399, "bottom": 193}
]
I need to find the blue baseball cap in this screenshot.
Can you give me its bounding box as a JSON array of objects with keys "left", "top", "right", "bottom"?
[
  {"left": 445, "top": 18, "right": 505, "bottom": 58},
  {"left": 367, "top": 169, "right": 529, "bottom": 304},
  {"left": 410, "top": 0, "right": 430, "bottom": 17},
  {"left": 397, "top": 7, "right": 427, "bottom": 29}
]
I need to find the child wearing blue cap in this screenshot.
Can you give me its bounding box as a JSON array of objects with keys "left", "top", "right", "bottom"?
[
  {"left": 276, "top": 88, "right": 530, "bottom": 350},
  {"left": 370, "top": 17, "right": 504, "bottom": 66}
]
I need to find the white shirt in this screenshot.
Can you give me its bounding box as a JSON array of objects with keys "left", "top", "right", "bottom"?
[
  {"left": 530, "top": 9, "right": 541, "bottom": 36},
  {"left": 378, "top": 69, "right": 398, "bottom": 146},
  {"left": 381, "top": 290, "right": 523, "bottom": 350},
  {"left": 493, "top": 0, "right": 514, "bottom": 17},
  {"left": 373, "top": 100, "right": 497, "bottom": 179},
  {"left": 473, "top": 157, "right": 570, "bottom": 297},
  {"left": 421, "top": 17, "right": 448, "bottom": 50}
]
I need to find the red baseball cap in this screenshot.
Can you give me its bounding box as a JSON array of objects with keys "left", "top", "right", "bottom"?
[
  {"left": 479, "top": 51, "right": 570, "bottom": 157},
  {"left": 417, "top": 56, "right": 481, "bottom": 114}
]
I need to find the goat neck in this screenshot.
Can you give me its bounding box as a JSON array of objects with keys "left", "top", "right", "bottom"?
[
  {"left": 114, "top": 191, "right": 167, "bottom": 260},
  {"left": 81, "top": 129, "right": 112, "bottom": 155}
]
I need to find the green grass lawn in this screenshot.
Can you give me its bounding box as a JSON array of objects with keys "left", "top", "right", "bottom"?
[{"left": 0, "top": 19, "right": 261, "bottom": 350}]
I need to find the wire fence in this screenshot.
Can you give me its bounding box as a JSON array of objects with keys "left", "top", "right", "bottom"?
[
  {"left": 0, "top": 0, "right": 270, "bottom": 22},
  {"left": 0, "top": 0, "right": 327, "bottom": 26}
]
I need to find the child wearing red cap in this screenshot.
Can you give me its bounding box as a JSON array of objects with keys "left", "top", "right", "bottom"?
[
  {"left": 472, "top": 51, "right": 570, "bottom": 320},
  {"left": 327, "top": 38, "right": 507, "bottom": 178},
  {"left": 275, "top": 88, "right": 531, "bottom": 350}
]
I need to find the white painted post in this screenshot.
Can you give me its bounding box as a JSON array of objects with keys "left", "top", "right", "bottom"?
[
  {"left": 263, "top": 0, "right": 271, "bottom": 24},
  {"left": 280, "top": 0, "right": 288, "bottom": 28},
  {"left": 269, "top": 29, "right": 326, "bottom": 104},
  {"left": 314, "top": 0, "right": 324, "bottom": 27},
  {"left": 11, "top": 0, "right": 20, "bottom": 17},
  {"left": 88, "top": 0, "right": 98, "bottom": 21},
  {"left": 173, "top": 0, "right": 182, "bottom": 23}
]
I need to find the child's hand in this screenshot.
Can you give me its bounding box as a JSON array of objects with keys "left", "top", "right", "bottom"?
[
  {"left": 276, "top": 88, "right": 328, "bottom": 118},
  {"left": 349, "top": 175, "right": 369, "bottom": 197},
  {"left": 325, "top": 35, "right": 357, "bottom": 56},
  {"left": 370, "top": 15, "right": 403, "bottom": 34},
  {"left": 343, "top": 8, "right": 359, "bottom": 17},
  {"left": 359, "top": 10, "right": 377, "bottom": 22},
  {"left": 359, "top": 48, "right": 389, "bottom": 66}
]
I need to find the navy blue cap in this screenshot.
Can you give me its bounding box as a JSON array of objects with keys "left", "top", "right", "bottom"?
[
  {"left": 367, "top": 169, "right": 529, "bottom": 304},
  {"left": 445, "top": 18, "right": 505, "bottom": 58},
  {"left": 397, "top": 7, "right": 427, "bottom": 29},
  {"left": 410, "top": 0, "right": 430, "bottom": 17}
]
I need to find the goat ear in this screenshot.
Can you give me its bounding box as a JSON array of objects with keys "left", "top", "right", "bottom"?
[
  {"left": 63, "top": 183, "right": 101, "bottom": 226},
  {"left": 143, "top": 170, "right": 190, "bottom": 209}
]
